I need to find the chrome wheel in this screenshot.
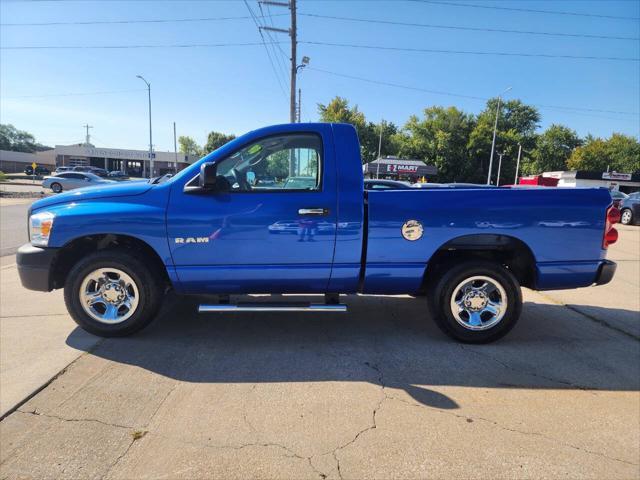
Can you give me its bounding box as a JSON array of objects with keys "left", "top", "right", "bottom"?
[
  {"left": 79, "top": 268, "right": 139, "bottom": 324},
  {"left": 450, "top": 275, "right": 507, "bottom": 331},
  {"left": 621, "top": 210, "right": 632, "bottom": 225}
]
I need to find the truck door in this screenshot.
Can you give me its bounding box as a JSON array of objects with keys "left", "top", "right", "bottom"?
[{"left": 167, "top": 129, "right": 338, "bottom": 294}]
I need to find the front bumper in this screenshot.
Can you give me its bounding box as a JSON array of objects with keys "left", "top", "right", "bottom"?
[
  {"left": 594, "top": 260, "right": 617, "bottom": 286},
  {"left": 16, "top": 243, "right": 58, "bottom": 292}
]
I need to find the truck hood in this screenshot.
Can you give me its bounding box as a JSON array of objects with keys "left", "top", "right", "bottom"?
[{"left": 31, "top": 181, "right": 153, "bottom": 212}]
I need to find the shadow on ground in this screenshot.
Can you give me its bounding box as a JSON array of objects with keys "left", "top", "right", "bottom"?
[{"left": 67, "top": 294, "right": 640, "bottom": 410}]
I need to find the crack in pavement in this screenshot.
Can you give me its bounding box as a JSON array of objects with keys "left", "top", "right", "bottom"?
[{"left": 16, "top": 408, "right": 135, "bottom": 430}]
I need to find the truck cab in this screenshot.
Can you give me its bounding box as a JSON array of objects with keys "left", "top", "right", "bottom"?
[{"left": 17, "top": 123, "right": 618, "bottom": 343}]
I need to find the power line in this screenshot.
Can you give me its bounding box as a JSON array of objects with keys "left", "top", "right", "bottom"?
[
  {"left": 2, "top": 88, "right": 145, "bottom": 98},
  {"left": 410, "top": 0, "right": 640, "bottom": 21},
  {"left": 0, "top": 41, "right": 282, "bottom": 50},
  {"left": 0, "top": 14, "right": 287, "bottom": 26},
  {"left": 244, "top": 0, "right": 288, "bottom": 98},
  {"left": 307, "top": 67, "right": 640, "bottom": 118},
  {"left": 302, "top": 41, "right": 640, "bottom": 62},
  {"left": 300, "top": 13, "right": 639, "bottom": 41}
]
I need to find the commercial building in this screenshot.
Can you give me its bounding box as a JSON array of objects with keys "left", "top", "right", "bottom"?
[
  {"left": 0, "top": 149, "right": 56, "bottom": 174},
  {"left": 523, "top": 171, "right": 640, "bottom": 194},
  {"left": 363, "top": 156, "right": 437, "bottom": 182},
  {"left": 53, "top": 144, "right": 199, "bottom": 177}
]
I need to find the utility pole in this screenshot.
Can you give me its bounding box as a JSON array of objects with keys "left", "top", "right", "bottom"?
[
  {"left": 487, "top": 86, "right": 512, "bottom": 185},
  {"left": 173, "top": 122, "right": 178, "bottom": 172},
  {"left": 136, "top": 75, "right": 153, "bottom": 178},
  {"left": 514, "top": 143, "right": 522, "bottom": 184},
  {"left": 376, "top": 121, "right": 384, "bottom": 179},
  {"left": 496, "top": 152, "right": 504, "bottom": 186},
  {"left": 83, "top": 124, "right": 93, "bottom": 146},
  {"left": 297, "top": 88, "right": 301, "bottom": 122}
]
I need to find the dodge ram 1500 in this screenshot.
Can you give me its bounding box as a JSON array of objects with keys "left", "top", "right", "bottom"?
[{"left": 17, "top": 123, "right": 619, "bottom": 343}]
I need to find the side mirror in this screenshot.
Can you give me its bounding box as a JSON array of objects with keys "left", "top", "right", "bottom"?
[{"left": 199, "top": 163, "right": 217, "bottom": 189}]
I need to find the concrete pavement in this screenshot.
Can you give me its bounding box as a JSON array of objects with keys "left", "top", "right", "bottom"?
[
  {"left": 0, "top": 228, "right": 638, "bottom": 479},
  {"left": 0, "top": 199, "right": 31, "bottom": 256}
]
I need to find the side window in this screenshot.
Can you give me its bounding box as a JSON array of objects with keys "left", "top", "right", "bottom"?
[
  {"left": 57, "top": 173, "right": 69, "bottom": 178},
  {"left": 215, "top": 133, "right": 322, "bottom": 192}
]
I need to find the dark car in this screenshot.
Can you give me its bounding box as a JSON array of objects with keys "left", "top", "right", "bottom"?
[
  {"left": 364, "top": 179, "right": 412, "bottom": 190},
  {"left": 108, "top": 171, "right": 130, "bottom": 180},
  {"left": 609, "top": 189, "right": 628, "bottom": 209},
  {"left": 24, "top": 165, "right": 51, "bottom": 176},
  {"left": 620, "top": 192, "right": 640, "bottom": 225}
]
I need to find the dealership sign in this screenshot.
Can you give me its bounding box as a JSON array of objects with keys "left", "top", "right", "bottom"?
[{"left": 602, "top": 172, "right": 632, "bottom": 181}]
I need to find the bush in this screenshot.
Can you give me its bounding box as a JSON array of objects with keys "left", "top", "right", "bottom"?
[{"left": 0, "top": 171, "right": 6, "bottom": 182}]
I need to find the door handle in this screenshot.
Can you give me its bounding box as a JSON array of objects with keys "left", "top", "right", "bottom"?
[{"left": 298, "top": 208, "right": 329, "bottom": 216}]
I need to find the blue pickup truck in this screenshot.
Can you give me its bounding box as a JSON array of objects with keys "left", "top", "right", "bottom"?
[{"left": 17, "top": 123, "right": 619, "bottom": 343}]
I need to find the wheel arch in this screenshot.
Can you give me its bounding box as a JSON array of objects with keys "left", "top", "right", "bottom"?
[
  {"left": 51, "top": 233, "right": 171, "bottom": 290},
  {"left": 420, "top": 234, "right": 537, "bottom": 292}
]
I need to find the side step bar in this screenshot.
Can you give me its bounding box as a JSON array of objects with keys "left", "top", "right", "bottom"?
[{"left": 198, "top": 303, "right": 347, "bottom": 313}]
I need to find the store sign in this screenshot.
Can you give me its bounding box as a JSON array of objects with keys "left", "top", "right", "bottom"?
[
  {"left": 387, "top": 164, "right": 420, "bottom": 173},
  {"left": 602, "top": 172, "right": 632, "bottom": 181}
]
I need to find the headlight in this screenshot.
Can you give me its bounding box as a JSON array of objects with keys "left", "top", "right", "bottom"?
[{"left": 30, "top": 211, "right": 55, "bottom": 247}]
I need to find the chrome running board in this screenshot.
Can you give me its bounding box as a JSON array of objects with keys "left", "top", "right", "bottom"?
[{"left": 198, "top": 303, "right": 347, "bottom": 313}]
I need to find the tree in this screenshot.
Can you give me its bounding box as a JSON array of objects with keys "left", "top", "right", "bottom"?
[
  {"left": 204, "top": 131, "right": 236, "bottom": 154},
  {"left": 178, "top": 135, "right": 202, "bottom": 157},
  {"left": 0, "top": 124, "right": 49, "bottom": 152},
  {"left": 393, "top": 106, "right": 475, "bottom": 182},
  {"left": 568, "top": 133, "right": 640, "bottom": 173},
  {"left": 523, "top": 124, "right": 582, "bottom": 175},
  {"left": 317, "top": 96, "right": 382, "bottom": 162},
  {"left": 468, "top": 99, "right": 540, "bottom": 183}
]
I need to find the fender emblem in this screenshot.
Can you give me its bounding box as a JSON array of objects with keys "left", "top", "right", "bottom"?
[
  {"left": 175, "top": 237, "right": 209, "bottom": 244},
  {"left": 401, "top": 220, "right": 423, "bottom": 241}
]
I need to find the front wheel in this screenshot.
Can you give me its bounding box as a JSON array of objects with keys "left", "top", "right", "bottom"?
[
  {"left": 620, "top": 209, "right": 633, "bottom": 225},
  {"left": 50, "top": 182, "right": 62, "bottom": 193},
  {"left": 428, "top": 260, "right": 522, "bottom": 343},
  {"left": 64, "top": 251, "right": 163, "bottom": 337}
]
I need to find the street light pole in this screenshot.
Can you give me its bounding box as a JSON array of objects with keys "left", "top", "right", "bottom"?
[
  {"left": 136, "top": 75, "right": 153, "bottom": 178},
  {"left": 514, "top": 143, "right": 522, "bottom": 184},
  {"left": 487, "top": 86, "right": 512, "bottom": 185},
  {"left": 496, "top": 152, "right": 504, "bottom": 186}
]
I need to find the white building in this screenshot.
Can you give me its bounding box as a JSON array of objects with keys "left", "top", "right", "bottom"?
[{"left": 554, "top": 171, "right": 640, "bottom": 194}]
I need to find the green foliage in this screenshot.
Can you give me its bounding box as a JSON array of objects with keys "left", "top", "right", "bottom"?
[
  {"left": 568, "top": 134, "right": 640, "bottom": 173},
  {"left": 204, "top": 131, "right": 236, "bottom": 154},
  {"left": 178, "top": 135, "right": 202, "bottom": 157},
  {"left": 0, "top": 124, "right": 50, "bottom": 153},
  {"left": 522, "top": 124, "right": 582, "bottom": 175},
  {"left": 0, "top": 171, "right": 6, "bottom": 182},
  {"left": 393, "top": 106, "right": 475, "bottom": 182}
]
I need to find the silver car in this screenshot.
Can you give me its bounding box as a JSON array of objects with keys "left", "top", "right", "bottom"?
[{"left": 43, "top": 172, "right": 114, "bottom": 193}]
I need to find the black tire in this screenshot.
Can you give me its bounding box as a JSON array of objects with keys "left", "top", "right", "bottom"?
[
  {"left": 427, "top": 260, "right": 522, "bottom": 343},
  {"left": 64, "top": 250, "right": 163, "bottom": 337},
  {"left": 620, "top": 208, "right": 633, "bottom": 225},
  {"left": 51, "top": 182, "right": 62, "bottom": 193}
]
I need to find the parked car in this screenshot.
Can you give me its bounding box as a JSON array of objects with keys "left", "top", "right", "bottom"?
[
  {"left": 282, "top": 176, "right": 317, "bottom": 190},
  {"left": 23, "top": 165, "right": 50, "bottom": 176},
  {"left": 412, "top": 182, "right": 489, "bottom": 189},
  {"left": 17, "top": 123, "right": 619, "bottom": 344},
  {"left": 55, "top": 166, "right": 73, "bottom": 174},
  {"left": 609, "top": 189, "right": 628, "bottom": 208},
  {"left": 72, "top": 166, "right": 109, "bottom": 177},
  {"left": 619, "top": 192, "right": 640, "bottom": 225},
  {"left": 108, "top": 171, "right": 130, "bottom": 180},
  {"left": 364, "top": 179, "right": 412, "bottom": 190},
  {"left": 42, "top": 172, "right": 114, "bottom": 193}
]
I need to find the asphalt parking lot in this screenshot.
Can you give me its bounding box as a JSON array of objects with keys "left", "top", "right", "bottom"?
[{"left": 0, "top": 218, "right": 638, "bottom": 479}]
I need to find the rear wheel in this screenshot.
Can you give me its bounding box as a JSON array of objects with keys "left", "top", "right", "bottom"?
[
  {"left": 51, "top": 182, "right": 62, "bottom": 193},
  {"left": 428, "top": 260, "right": 522, "bottom": 343},
  {"left": 64, "top": 251, "right": 163, "bottom": 337},
  {"left": 620, "top": 209, "right": 633, "bottom": 225}
]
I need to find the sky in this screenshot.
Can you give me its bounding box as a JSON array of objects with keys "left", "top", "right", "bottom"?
[{"left": 1, "top": 0, "right": 639, "bottom": 152}]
